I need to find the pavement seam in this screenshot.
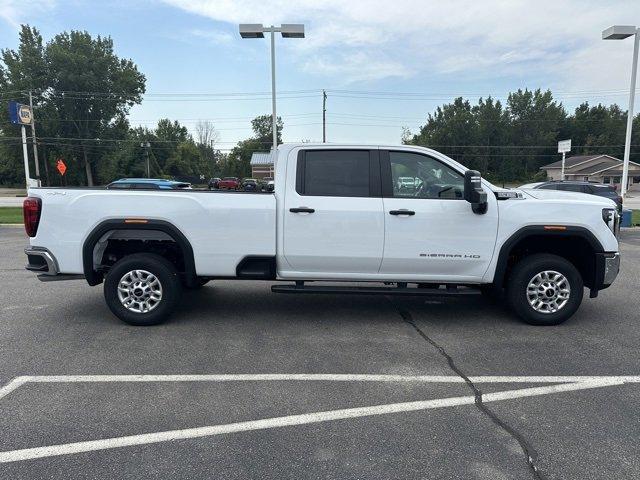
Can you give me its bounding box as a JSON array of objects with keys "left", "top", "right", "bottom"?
[{"left": 389, "top": 299, "right": 546, "bottom": 480}]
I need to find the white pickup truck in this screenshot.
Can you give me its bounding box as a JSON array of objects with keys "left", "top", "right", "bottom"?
[{"left": 23, "top": 144, "right": 620, "bottom": 326}]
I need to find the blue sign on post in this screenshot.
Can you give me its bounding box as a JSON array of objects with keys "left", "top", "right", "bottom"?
[
  {"left": 8, "top": 101, "right": 32, "bottom": 125},
  {"left": 8, "top": 101, "right": 20, "bottom": 124}
]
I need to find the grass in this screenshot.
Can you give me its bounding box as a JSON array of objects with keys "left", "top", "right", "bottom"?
[
  {"left": 633, "top": 210, "right": 640, "bottom": 227},
  {"left": 0, "top": 207, "right": 23, "bottom": 224}
]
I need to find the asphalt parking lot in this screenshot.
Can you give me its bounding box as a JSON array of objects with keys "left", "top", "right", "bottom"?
[{"left": 1, "top": 226, "right": 639, "bottom": 480}]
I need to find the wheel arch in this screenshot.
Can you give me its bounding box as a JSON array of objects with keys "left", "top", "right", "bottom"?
[
  {"left": 493, "top": 225, "right": 604, "bottom": 291},
  {"left": 82, "top": 219, "right": 197, "bottom": 287}
]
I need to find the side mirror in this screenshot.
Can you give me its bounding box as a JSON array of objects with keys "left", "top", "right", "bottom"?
[{"left": 464, "top": 170, "right": 488, "bottom": 214}]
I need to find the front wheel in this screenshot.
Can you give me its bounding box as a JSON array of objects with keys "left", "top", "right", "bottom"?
[
  {"left": 507, "top": 254, "right": 583, "bottom": 326},
  {"left": 104, "top": 253, "right": 182, "bottom": 326}
]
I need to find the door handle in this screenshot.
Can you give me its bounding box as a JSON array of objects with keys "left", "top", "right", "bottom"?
[
  {"left": 389, "top": 209, "right": 415, "bottom": 216},
  {"left": 290, "top": 207, "right": 315, "bottom": 213}
]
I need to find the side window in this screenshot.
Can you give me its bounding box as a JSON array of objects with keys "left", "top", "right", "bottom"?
[
  {"left": 109, "top": 183, "right": 131, "bottom": 189},
  {"left": 538, "top": 184, "right": 558, "bottom": 190},
  {"left": 387, "top": 151, "right": 464, "bottom": 199},
  {"left": 297, "top": 150, "right": 371, "bottom": 197},
  {"left": 557, "top": 184, "right": 583, "bottom": 193}
]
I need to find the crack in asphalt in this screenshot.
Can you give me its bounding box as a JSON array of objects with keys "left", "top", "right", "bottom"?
[{"left": 389, "top": 299, "right": 546, "bottom": 480}]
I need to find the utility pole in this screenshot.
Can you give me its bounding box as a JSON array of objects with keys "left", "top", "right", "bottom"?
[
  {"left": 28, "top": 91, "right": 41, "bottom": 186},
  {"left": 141, "top": 141, "right": 151, "bottom": 178},
  {"left": 322, "top": 90, "right": 327, "bottom": 143}
]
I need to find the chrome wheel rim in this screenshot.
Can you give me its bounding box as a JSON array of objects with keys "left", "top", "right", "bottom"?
[
  {"left": 117, "top": 269, "right": 163, "bottom": 313},
  {"left": 526, "top": 270, "right": 570, "bottom": 314}
]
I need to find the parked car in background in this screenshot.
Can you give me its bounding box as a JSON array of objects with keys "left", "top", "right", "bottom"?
[
  {"left": 240, "top": 178, "right": 259, "bottom": 191},
  {"left": 520, "top": 180, "right": 622, "bottom": 212},
  {"left": 107, "top": 178, "right": 192, "bottom": 190},
  {"left": 218, "top": 177, "right": 240, "bottom": 190},
  {"left": 260, "top": 177, "right": 275, "bottom": 192},
  {"left": 208, "top": 177, "right": 221, "bottom": 190}
]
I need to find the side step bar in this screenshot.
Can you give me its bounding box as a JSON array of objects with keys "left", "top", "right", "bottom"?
[{"left": 271, "top": 283, "right": 480, "bottom": 296}]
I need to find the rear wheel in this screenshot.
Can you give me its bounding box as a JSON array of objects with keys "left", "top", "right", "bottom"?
[
  {"left": 507, "top": 254, "right": 583, "bottom": 326},
  {"left": 104, "top": 253, "right": 181, "bottom": 326}
]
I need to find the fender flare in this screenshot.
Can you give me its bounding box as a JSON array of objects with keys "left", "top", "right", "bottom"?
[
  {"left": 492, "top": 225, "right": 604, "bottom": 290},
  {"left": 82, "top": 219, "right": 197, "bottom": 286}
]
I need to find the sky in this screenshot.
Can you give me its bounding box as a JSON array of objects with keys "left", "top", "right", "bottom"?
[{"left": 0, "top": 0, "right": 638, "bottom": 151}]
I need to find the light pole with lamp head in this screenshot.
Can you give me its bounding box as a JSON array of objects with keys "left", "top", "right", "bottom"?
[
  {"left": 602, "top": 25, "right": 639, "bottom": 198},
  {"left": 239, "top": 23, "right": 305, "bottom": 153}
]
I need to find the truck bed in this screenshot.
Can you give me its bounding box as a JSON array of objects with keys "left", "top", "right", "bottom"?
[{"left": 28, "top": 188, "right": 277, "bottom": 277}]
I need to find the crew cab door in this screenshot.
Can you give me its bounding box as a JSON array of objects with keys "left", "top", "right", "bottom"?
[
  {"left": 379, "top": 149, "right": 498, "bottom": 281},
  {"left": 282, "top": 148, "right": 384, "bottom": 275}
]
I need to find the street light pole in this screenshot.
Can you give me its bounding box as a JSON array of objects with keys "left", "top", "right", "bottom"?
[
  {"left": 621, "top": 31, "right": 639, "bottom": 197},
  {"left": 603, "top": 25, "right": 639, "bottom": 198},
  {"left": 270, "top": 27, "right": 277, "bottom": 151},
  {"left": 239, "top": 23, "right": 305, "bottom": 152}
]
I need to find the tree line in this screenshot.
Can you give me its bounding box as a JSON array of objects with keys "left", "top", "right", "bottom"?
[
  {"left": 1, "top": 25, "right": 639, "bottom": 187},
  {"left": 0, "top": 25, "right": 281, "bottom": 187},
  {"left": 403, "top": 92, "right": 640, "bottom": 184}
]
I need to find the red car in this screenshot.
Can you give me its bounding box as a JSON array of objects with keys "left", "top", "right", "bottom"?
[{"left": 217, "top": 177, "right": 240, "bottom": 190}]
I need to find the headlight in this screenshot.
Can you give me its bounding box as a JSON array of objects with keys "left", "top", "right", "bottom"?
[{"left": 602, "top": 208, "right": 620, "bottom": 236}]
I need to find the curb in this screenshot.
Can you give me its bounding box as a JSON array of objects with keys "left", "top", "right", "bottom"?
[{"left": 0, "top": 224, "right": 23, "bottom": 227}]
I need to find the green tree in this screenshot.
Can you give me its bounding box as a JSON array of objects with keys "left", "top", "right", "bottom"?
[
  {"left": 0, "top": 25, "right": 146, "bottom": 186},
  {"left": 225, "top": 115, "right": 284, "bottom": 177},
  {"left": 165, "top": 141, "right": 202, "bottom": 177},
  {"left": 250, "top": 114, "right": 283, "bottom": 150},
  {"left": 44, "top": 30, "right": 146, "bottom": 185},
  {"left": 505, "top": 89, "right": 567, "bottom": 179}
]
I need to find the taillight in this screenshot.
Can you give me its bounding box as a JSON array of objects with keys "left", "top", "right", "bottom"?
[{"left": 23, "top": 197, "right": 41, "bottom": 237}]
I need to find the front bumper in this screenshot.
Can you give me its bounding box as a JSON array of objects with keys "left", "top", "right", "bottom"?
[{"left": 592, "top": 252, "right": 620, "bottom": 296}]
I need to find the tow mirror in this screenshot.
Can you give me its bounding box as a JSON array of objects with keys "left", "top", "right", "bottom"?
[{"left": 464, "top": 170, "right": 488, "bottom": 214}]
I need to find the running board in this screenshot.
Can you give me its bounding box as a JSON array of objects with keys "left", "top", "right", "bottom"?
[{"left": 271, "top": 283, "right": 480, "bottom": 296}]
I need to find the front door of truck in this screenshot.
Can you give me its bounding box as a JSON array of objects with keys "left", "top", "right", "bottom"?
[
  {"left": 379, "top": 149, "right": 498, "bottom": 282},
  {"left": 283, "top": 148, "right": 384, "bottom": 275}
]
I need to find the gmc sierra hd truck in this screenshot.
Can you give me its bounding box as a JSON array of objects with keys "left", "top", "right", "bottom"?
[{"left": 23, "top": 144, "right": 620, "bottom": 326}]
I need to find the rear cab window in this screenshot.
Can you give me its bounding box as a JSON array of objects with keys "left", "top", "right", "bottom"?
[{"left": 296, "top": 149, "right": 379, "bottom": 197}]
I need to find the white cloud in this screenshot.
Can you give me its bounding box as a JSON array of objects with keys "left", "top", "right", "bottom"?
[
  {"left": 0, "top": 0, "right": 55, "bottom": 28},
  {"left": 160, "top": 0, "right": 639, "bottom": 89},
  {"left": 190, "top": 28, "right": 234, "bottom": 45},
  {"left": 303, "top": 52, "right": 412, "bottom": 83}
]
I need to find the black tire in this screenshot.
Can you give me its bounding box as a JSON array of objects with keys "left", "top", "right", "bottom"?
[
  {"left": 183, "top": 278, "right": 210, "bottom": 290},
  {"left": 507, "top": 253, "right": 583, "bottom": 326},
  {"left": 104, "top": 253, "right": 182, "bottom": 326}
]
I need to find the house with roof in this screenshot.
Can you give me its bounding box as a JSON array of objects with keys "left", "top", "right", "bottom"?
[
  {"left": 250, "top": 152, "right": 274, "bottom": 179},
  {"left": 539, "top": 154, "right": 640, "bottom": 191}
]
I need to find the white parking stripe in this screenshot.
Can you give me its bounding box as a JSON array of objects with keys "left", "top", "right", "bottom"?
[
  {"left": 0, "top": 379, "right": 624, "bottom": 464},
  {"left": 0, "top": 377, "right": 27, "bottom": 401},
  {"left": 7, "top": 374, "right": 640, "bottom": 385}
]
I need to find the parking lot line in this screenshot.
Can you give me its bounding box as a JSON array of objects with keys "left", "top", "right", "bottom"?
[
  {"left": 0, "top": 377, "right": 626, "bottom": 464},
  {"left": 3, "top": 374, "right": 640, "bottom": 389}
]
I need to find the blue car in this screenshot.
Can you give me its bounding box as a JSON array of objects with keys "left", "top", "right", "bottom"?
[{"left": 107, "top": 178, "right": 192, "bottom": 190}]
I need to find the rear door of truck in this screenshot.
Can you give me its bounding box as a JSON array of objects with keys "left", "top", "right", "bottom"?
[{"left": 282, "top": 147, "right": 384, "bottom": 275}]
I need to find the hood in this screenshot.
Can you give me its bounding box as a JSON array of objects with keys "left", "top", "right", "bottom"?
[{"left": 518, "top": 188, "right": 617, "bottom": 208}]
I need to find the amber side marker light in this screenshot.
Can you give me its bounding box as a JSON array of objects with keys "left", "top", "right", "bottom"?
[
  {"left": 124, "top": 219, "right": 148, "bottom": 224},
  {"left": 543, "top": 225, "right": 567, "bottom": 231}
]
